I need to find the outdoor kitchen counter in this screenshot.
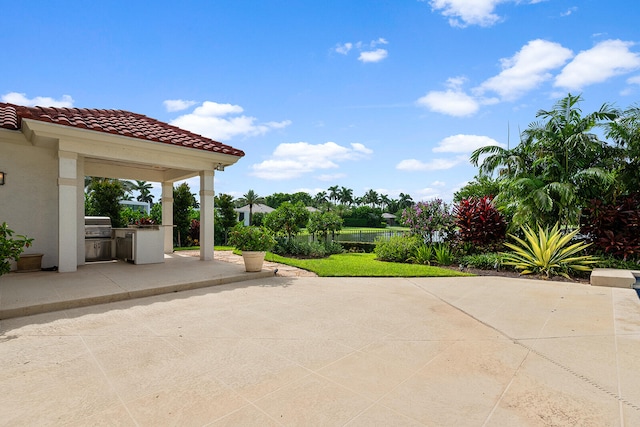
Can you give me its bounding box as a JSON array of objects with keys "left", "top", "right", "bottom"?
[{"left": 113, "top": 226, "right": 164, "bottom": 265}]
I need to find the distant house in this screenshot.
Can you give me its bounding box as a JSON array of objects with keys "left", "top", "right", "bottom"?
[
  {"left": 235, "top": 203, "right": 274, "bottom": 226},
  {"left": 0, "top": 103, "right": 244, "bottom": 272},
  {"left": 382, "top": 212, "right": 397, "bottom": 226}
]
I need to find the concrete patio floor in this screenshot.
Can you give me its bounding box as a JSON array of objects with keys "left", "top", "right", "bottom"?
[{"left": 1, "top": 261, "right": 640, "bottom": 425}]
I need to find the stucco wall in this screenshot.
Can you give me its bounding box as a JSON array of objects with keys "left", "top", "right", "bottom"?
[{"left": 0, "top": 130, "right": 59, "bottom": 269}]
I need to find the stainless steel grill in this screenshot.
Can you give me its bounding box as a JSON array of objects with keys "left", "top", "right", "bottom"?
[{"left": 85, "top": 216, "right": 113, "bottom": 261}]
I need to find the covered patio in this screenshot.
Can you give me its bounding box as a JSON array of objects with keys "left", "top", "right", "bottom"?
[{"left": 0, "top": 103, "right": 244, "bottom": 272}]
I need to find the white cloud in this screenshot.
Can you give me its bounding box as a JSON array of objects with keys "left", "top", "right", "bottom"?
[
  {"left": 335, "top": 38, "right": 389, "bottom": 63},
  {"left": 477, "top": 39, "right": 573, "bottom": 101},
  {"left": 335, "top": 42, "right": 353, "bottom": 55},
  {"left": 555, "top": 40, "right": 640, "bottom": 91},
  {"left": 432, "top": 180, "right": 446, "bottom": 187},
  {"left": 433, "top": 134, "right": 504, "bottom": 153},
  {"left": 396, "top": 156, "right": 467, "bottom": 171},
  {"left": 416, "top": 89, "right": 479, "bottom": 117},
  {"left": 627, "top": 75, "right": 640, "bottom": 85},
  {"left": 429, "top": 0, "right": 505, "bottom": 28},
  {"left": 251, "top": 141, "right": 373, "bottom": 180},
  {"left": 163, "top": 99, "right": 197, "bottom": 112},
  {"left": 170, "top": 101, "right": 290, "bottom": 141},
  {"left": 415, "top": 187, "right": 441, "bottom": 201},
  {"left": 359, "top": 49, "right": 388, "bottom": 63},
  {"left": 1, "top": 92, "right": 74, "bottom": 108},
  {"left": 560, "top": 7, "right": 578, "bottom": 17}
]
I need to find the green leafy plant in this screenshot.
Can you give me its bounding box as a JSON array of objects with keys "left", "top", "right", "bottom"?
[
  {"left": 502, "top": 223, "right": 598, "bottom": 279},
  {"left": 1, "top": 222, "right": 34, "bottom": 276},
  {"left": 409, "top": 244, "right": 434, "bottom": 265},
  {"left": 433, "top": 243, "right": 454, "bottom": 266},
  {"left": 228, "top": 225, "right": 276, "bottom": 252},
  {"left": 374, "top": 235, "right": 422, "bottom": 263}
]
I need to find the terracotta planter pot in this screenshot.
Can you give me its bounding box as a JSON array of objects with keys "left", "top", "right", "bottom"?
[{"left": 241, "top": 251, "right": 266, "bottom": 272}]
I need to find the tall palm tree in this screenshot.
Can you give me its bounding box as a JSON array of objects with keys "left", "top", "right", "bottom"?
[
  {"left": 327, "top": 185, "right": 340, "bottom": 206},
  {"left": 363, "top": 189, "right": 380, "bottom": 208},
  {"left": 238, "top": 189, "right": 264, "bottom": 226},
  {"left": 338, "top": 186, "right": 354, "bottom": 206},
  {"left": 313, "top": 191, "right": 329, "bottom": 209}
]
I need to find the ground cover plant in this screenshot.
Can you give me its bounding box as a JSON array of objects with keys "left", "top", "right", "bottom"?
[{"left": 265, "top": 252, "right": 472, "bottom": 277}]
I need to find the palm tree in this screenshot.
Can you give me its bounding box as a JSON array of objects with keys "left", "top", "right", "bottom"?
[
  {"left": 398, "top": 193, "right": 414, "bottom": 210},
  {"left": 471, "top": 94, "right": 617, "bottom": 228},
  {"left": 338, "top": 186, "right": 354, "bottom": 206},
  {"left": 327, "top": 185, "right": 340, "bottom": 206},
  {"left": 379, "top": 194, "right": 391, "bottom": 211},
  {"left": 238, "top": 189, "right": 264, "bottom": 226},
  {"left": 363, "top": 189, "right": 380, "bottom": 208},
  {"left": 132, "top": 180, "right": 154, "bottom": 206},
  {"left": 313, "top": 191, "right": 328, "bottom": 208},
  {"left": 604, "top": 105, "right": 640, "bottom": 196}
]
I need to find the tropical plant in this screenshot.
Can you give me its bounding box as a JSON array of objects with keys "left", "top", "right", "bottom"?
[
  {"left": 374, "top": 235, "right": 422, "bottom": 263},
  {"left": 433, "top": 243, "right": 454, "bottom": 266},
  {"left": 132, "top": 180, "right": 154, "bottom": 205},
  {"left": 228, "top": 225, "right": 276, "bottom": 252},
  {"left": 401, "top": 199, "right": 455, "bottom": 244},
  {"left": 471, "top": 94, "right": 619, "bottom": 229},
  {"left": 338, "top": 186, "right": 354, "bottom": 206},
  {"left": 307, "top": 211, "right": 343, "bottom": 243},
  {"left": 85, "top": 178, "right": 127, "bottom": 227},
  {"left": 328, "top": 185, "right": 340, "bottom": 205},
  {"left": 263, "top": 201, "right": 310, "bottom": 241},
  {"left": 604, "top": 105, "right": 640, "bottom": 195},
  {"left": 173, "top": 182, "right": 198, "bottom": 247},
  {"left": 215, "top": 193, "right": 238, "bottom": 244},
  {"left": 454, "top": 196, "right": 507, "bottom": 252},
  {"left": 501, "top": 223, "right": 598, "bottom": 279},
  {"left": 1, "top": 222, "right": 34, "bottom": 276},
  {"left": 409, "top": 244, "right": 434, "bottom": 265},
  {"left": 580, "top": 193, "right": 640, "bottom": 261},
  {"left": 453, "top": 174, "right": 502, "bottom": 202}
]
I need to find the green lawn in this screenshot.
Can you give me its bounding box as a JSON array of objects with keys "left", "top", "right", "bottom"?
[{"left": 265, "top": 252, "right": 472, "bottom": 278}]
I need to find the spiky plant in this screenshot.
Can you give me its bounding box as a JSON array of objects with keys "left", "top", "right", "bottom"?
[{"left": 502, "top": 223, "right": 597, "bottom": 279}]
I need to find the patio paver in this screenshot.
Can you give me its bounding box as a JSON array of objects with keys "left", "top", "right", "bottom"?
[{"left": 1, "top": 272, "right": 639, "bottom": 425}]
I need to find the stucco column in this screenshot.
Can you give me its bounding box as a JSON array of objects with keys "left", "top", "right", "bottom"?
[
  {"left": 58, "top": 151, "right": 78, "bottom": 272},
  {"left": 199, "top": 170, "right": 214, "bottom": 261},
  {"left": 162, "top": 182, "right": 174, "bottom": 254}
]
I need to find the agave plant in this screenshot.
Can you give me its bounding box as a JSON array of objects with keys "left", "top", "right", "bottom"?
[{"left": 502, "top": 223, "right": 598, "bottom": 279}]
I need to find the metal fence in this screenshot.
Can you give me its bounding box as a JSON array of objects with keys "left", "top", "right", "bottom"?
[{"left": 295, "top": 229, "right": 410, "bottom": 243}]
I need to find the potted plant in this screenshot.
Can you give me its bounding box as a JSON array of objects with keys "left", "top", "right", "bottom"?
[
  {"left": 1, "top": 222, "right": 34, "bottom": 276},
  {"left": 228, "top": 224, "right": 276, "bottom": 272}
]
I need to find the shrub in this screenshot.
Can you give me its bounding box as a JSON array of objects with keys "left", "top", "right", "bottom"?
[
  {"left": 323, "top": 241, "right": 344, "bottom": 255},
  {"left": 186, "top": 219, "right": 200, "bottom": 247},
  {"left": 401, "top": 199, "right": 455, "bottom": 244},
  {"left": 273, "top": 238, "right": 326, "bottom": 258},
  {"left": 459, "top": 252, "right": 510, "bottom": 271},
  {"left": 1, "top": 222, "right": 34, "bottom": 276},
  {"left": 340, "top": 241, "right": 376, "bottom": 253},
  {"left": 374, "top": 235, "right": 422, "bottom": 263},
  {"left": 228, "top": 225, "right": 276, "bottom": 252},
  {"left": 454, "top": 196, "right": 506, "bottom": 253},
  {"left": 580, "top": 193, "right": 640, "bottom": 261},
  {"left": 502, "top": 223, "right": 598, "bottom": 279}
]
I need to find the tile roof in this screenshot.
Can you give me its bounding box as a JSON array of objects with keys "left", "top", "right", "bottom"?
[{"left": 0, "top": 103, "right": 244, "bottom": 157}]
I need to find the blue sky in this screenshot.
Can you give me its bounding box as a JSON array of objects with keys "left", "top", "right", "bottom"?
[{"left": 3, "top": 0, "right": 639, "bottom": 204}]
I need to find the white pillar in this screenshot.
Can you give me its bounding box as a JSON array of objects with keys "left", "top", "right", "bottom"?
[
  {"left": 58, "top": 151, "right": 78, "bottom": 272},
  {"left": 199, "top": 170, "right": 214, "bottom": 261},
  {"left": 162, "top": 182, "right": 174, "bottom": 254}
]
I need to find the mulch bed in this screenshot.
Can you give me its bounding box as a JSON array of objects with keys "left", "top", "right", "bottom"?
[{"left": 443, "top": 265, "right": 591, "bottom": 284}]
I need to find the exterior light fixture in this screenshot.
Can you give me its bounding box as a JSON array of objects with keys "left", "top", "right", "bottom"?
[
  {"left": 0, "top": 171, "right": 4, "bottom": 185},
  {"left": 215, "top": 163, "right": 225, "bottom": 172}
]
